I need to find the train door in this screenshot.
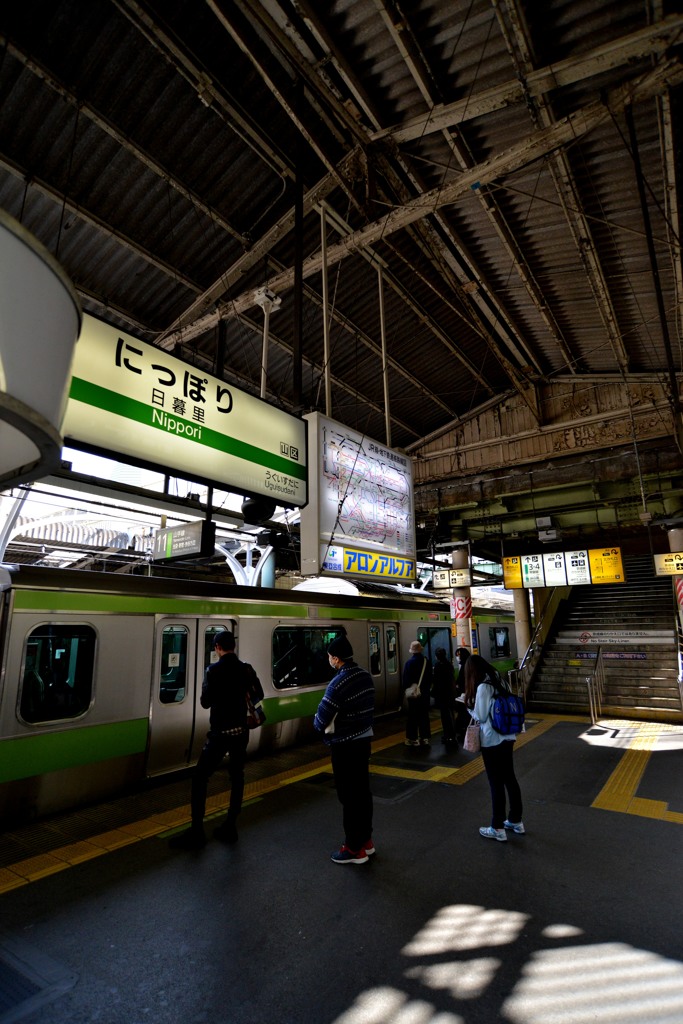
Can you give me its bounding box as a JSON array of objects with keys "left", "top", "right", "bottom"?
[
  {"left": 367, "top": 623, "right": 401, "bottom": 711},
  {"left": 147, "top": 617, "right": 234, "bottom": 775},
  {"left": 417, "top": 624, "right": 453, "bottom": 668}
]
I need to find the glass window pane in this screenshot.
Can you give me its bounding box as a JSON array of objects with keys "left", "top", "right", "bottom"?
[
  {"left": 369, "top": 626, "right": 381, "bottom": 675},
  {"left": 417, "top": 626, "right": 451, "bottom": 665},
  {"left": 19, "top": 624, "right": 96, "bottom": 724},
  {"left": 204, "top": 624, "right": 231, "bottom": 671},
  {"left": 272, "top": 627, "right": 340, "bottom": 689},
  {"left": 159, "top": 625, "right": 188, "bottom": 704},
  {"left": 386, "top": 627, "right": 397, "bottom": 674}
]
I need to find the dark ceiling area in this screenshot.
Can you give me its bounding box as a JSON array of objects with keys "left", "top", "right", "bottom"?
[{"left": 1, "top": 0, "right": 682, "bottom": 569}]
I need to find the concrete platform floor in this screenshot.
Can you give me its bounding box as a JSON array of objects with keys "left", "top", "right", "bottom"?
[{"left": 1, "top": 712, "right": 682, "bottom": 1024}]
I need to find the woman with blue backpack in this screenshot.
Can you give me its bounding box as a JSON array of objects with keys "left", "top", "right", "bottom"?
[{"left": 463, "top": 654, "right": 525, "bottom": 842}]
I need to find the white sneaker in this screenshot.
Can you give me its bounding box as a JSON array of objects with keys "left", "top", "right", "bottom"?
[
  {"left": 503, "top": 820, "right": 525, "bottom": 834},
  {"left": 404, "top": 739, "right": 420, "bottom": 746},
  {"left": 479, "top": 826, "right": 507, "bottom": 842}
]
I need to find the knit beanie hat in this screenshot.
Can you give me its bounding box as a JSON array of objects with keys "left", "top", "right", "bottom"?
[{"left": 327, "top": 634, "right": 353, "bottom": 660}]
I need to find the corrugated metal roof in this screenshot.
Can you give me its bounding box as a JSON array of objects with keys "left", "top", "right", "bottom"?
[{"left": 0, "top": 0, "right": 682, "bottom": 554}]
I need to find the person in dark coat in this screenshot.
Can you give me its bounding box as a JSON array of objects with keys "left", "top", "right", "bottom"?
[
  {"left": 169, "top": 630, "right": 255, "bottom": 849},
  {"left": 314, "top": 633, "right": 375, "bottom": 865},
  {"left": 432, "top": 646, "right": 457, "bottom": 745},
  {"left": 402, "top": 640, "right": 432, "bottom": 747}
]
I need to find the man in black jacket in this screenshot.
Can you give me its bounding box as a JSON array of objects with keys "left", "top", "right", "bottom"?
[{"left": 170, "top": 630, "right": 257, "bottom": 849}]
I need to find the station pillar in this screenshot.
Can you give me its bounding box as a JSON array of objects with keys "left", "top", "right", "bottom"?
[
  {"left": 451, "top": 547, "right": 472, "bottom": 651},
  {"left": 668, "top": 528, "right": 683, "bottom": 635},
  {"left": 513, "top": 587, "right": 532, "bottom": 665}
]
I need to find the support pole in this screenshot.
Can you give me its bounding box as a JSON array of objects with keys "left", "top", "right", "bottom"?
[
  {"left": 253, "top": 288, "right": 281, "bottom": 400},
  {"left": 378, "top": 266, "right": 392, "bottom": 446},
  {"left": 321, "top": 207, "right": 332, "bottom": 416}
]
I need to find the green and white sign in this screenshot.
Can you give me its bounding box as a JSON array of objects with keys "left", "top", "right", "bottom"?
[{"left": 62, "top": 315, "right": 307, "bottom": 505}]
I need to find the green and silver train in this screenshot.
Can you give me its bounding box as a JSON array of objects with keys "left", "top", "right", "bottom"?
[{"left": 0, "top": 565, "right": 516, "bottom": 824}]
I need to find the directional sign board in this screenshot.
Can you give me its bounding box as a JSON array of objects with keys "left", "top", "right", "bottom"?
[
  {"left": 503, "top": 547, "right": 624, "bottom": 588},
  {"left": 153, "top": 520, "right": 216, "bottom": 561}
]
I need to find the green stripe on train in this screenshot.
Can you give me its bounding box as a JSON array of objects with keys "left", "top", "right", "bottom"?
[
  {"left": 0, "top": 719, "right": 149, "bottom": 783},
  {"left": 261, "top": 690, "right": 325, "bottom": 723},
  {"left": 12, "top": 591, "right": 450, "bottom": 621}
]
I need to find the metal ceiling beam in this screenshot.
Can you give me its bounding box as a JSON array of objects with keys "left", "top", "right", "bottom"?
[
  {"left": 156, "top": 168, "right": 345, "bottom": 345},
  {"left": 497, "top": 0, "right": 631, "bottom": 372},
  {"left": 0, "top": 33, "right": 248, "bottom": 247},
  {"left": 373, "top": 13, "right": 683, "bottom": 143},
  {"left": 210, "top": 59, "right": 683, "bottom": 318},
  {"left": 372, "top": 0, "right": 572, "bottom": 383},
  {"left": 0, "top": 152, "right": 203, "bottom": 295},
  {"left": 113, "top": 0, "right": 292, "bottom": 182}
]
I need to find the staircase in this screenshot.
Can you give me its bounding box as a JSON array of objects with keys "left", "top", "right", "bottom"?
[{"left": 528, "top": 555, "right": 683, "bottom": 721}]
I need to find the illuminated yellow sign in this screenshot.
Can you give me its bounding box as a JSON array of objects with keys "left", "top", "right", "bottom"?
[
  {"left": 588, "top": 547, "right": 625, "bottom": 584},
  {"left": 503, "top": 547, "right": 624, "bottom": 588},
  {"left": 654, "top": 552, "right": 683, "bottom": 576},
  {"left": 321, "top": 544, "right": 415, "bottom": 581},
  {"left": 502, "top": 556, "right": 523, "bottom": 589}
]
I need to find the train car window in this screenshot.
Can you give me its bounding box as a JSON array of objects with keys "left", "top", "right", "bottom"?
[
  {"left": 417, "top": 626, "right": 452, "bottom": 665},
  {"left": 159, "top": 625, "right": 188, "bottom": 704},
  {"left": 204, "top": 625, "right": 232, "bottom": 672},
  {"left": 272, "top": 627, "right": 341, "bottom": 689},
  {"left": 19, "top": 624, "right": 96, "bottom": 724},
  {"left": 386, "top": 627, "right": 397, "bottom": 673},
  {"left": 369, "top": 626, "right": 381, "bottom": 676},
  {"left": 489, "top": 626, "right": 510, "bottom": 658}
]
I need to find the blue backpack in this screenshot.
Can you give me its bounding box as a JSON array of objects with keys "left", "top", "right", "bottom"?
[{"left": 488, "top": 677, "right": 525, "bottom": 735}]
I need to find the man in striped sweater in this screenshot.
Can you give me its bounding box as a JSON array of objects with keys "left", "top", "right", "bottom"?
[{"left": 314, "top": 632, "right": 375, "bottom": 865}]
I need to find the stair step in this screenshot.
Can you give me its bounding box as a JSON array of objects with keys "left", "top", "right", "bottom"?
[{"left": 527, "top": 554, "right": 682, "bottom": 720}]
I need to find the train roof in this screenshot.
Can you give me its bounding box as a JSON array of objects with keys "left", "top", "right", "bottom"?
[{"left": 0, "top": 562, "right": 447, "bottom": 612}]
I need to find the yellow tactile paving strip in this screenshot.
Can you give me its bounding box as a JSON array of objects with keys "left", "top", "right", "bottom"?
[
  {"left": 591, "top": 719, "right": 683, "bottom": 824},
  {"left": 0, "top": 716, "right": 679, "bottom": 895}
]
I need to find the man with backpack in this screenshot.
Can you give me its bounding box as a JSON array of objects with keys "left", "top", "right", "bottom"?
[{"left": 170, "top": 630, "right": 262, "bottom": 849}]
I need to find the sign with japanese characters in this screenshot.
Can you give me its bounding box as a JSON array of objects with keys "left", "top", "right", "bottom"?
[
  {"left": 654, "top": 551, "right": 683, "bottom": 576},
  {"left": 152, "top": 520, "right": 216, "bottom": 561},
  {"left": 300, "top": 412, "right": 416, "bottom": 582},
  {"left": 321, "top": 544, "right": 415, "bottom": 581},
  {"left": 433, "top": 567, "right": 472, "bottom": 590},
  {"left": 503, "top": 547, "right": 624, "bottom": 588},
  {"left": 587, "top": 547, "right": 624, "bottom": 583},
  {"left": 61, "top": 315, "right": 307, "bottom": 504}
]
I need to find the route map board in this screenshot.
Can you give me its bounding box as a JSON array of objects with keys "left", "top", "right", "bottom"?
[
  {"left": 300, "top": 412, "right": 416, "bottom": 582},
  {"left": 502, "top": 547, "right": 624, "bottom": 589}
]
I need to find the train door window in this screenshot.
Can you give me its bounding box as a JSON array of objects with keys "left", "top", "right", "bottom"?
[
  {"left": 386, "top": 627, "right": 397, "bottom": 674},
  {"left": 417, "top": 626, "right": 452, "bottom": 665},
  {"left": 272, "top": 626, "right": 341, "bottom": 689},
  {"left": 19, "top": 624, "right": 96, "bottom": 724},
  {"left": 159, "top": 625, "right": 188, "bottom": 704},
  {"left": 369, "top": 626, "right": 381, "bottom": 676},
  {"left": 489, "top": 626, "right": 510, "bottom": 658},
  {"left": 204, "top": 624, "right": 233, "bottom": 673}
]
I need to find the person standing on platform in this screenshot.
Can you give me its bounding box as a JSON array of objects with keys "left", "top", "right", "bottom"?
[
  {"left": 314, "top": 632, "right": 375, "bottom": 865},
  {"left": 454, "top": 646, "right": 471, "bottom": 744},
  {"left": 170, "top": 630, "right": 256, "bottom": 850},
  {"left": 432, "top": 647, "right": 457, "bottom": 745},
  {"left": 463, "top": 654, "right": 524, "bottom": 842},
  {"left": 402, "top": 639, "right": 432, "bottom": 747}
]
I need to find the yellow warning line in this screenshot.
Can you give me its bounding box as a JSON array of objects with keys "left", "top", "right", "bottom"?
[
  {"left": 591, "top": 720, "right": 683, "bottom": 823},
  {"left": 5, "top": 715, "right": 676, "bottom": 894}
]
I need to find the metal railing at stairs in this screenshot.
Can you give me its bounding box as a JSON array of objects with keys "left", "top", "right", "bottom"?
[
  {"left": 586, "top": 646, "right": 605, "bottom": 725},
  {"left": 516, "top": 587, "right": 564, "bottom": 697}
]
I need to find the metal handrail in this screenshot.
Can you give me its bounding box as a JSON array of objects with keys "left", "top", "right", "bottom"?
[
  {"left": 586, "top": 646, "right": 605, "bottom": 725},
  {"left": 517, "top": 586, "right": 565, "bottom": 693}
]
